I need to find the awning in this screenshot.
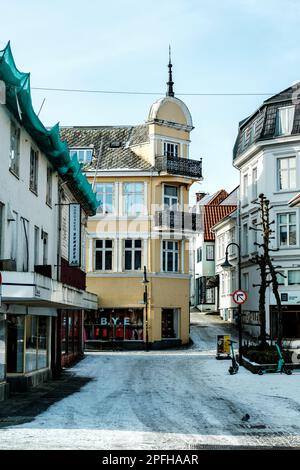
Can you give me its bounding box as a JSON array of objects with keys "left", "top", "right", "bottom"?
[{"left": 206, "top": 275, "right": 219, "bottom": 289}]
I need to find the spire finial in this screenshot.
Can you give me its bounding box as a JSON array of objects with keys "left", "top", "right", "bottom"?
[{"left": 166, "top": 45, "right": 174, "bottom": 97}]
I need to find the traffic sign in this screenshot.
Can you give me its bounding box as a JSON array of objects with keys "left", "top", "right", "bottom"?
[{"left": 232, "top": 289, "right": 248, "bottom": 305}]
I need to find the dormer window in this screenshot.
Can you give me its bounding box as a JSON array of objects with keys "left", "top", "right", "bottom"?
[
  {"left": 275, "top": 106, "right": 295, "bottom": 136},
  {"left": 70, "top": 148, "right": 93, "bottom": 163},
  {"left": 164, "top": 142, "right": 179, "bottom": 158}
]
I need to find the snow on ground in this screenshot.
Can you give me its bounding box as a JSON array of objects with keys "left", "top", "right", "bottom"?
[{"left": 0, "top": 312, "right": 300, "bottom": 449}]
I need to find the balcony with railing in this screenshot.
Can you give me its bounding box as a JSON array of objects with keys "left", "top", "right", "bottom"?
[
  {"left": 154, "top": 210, "right": 202, "bottom": 232},
  {"left": 155, "top": 155, "right": 202, "bottom": 179}
]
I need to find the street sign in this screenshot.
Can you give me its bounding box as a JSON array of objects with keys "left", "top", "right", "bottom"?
[{"left": 232, "top": 289, "right": 248, "bottom": 305}]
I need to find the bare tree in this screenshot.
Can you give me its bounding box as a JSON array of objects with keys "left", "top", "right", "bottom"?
[{"left": 249, "top": 194, "right": 285, "bottom": 347}]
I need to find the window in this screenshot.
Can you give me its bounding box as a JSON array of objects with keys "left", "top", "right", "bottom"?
[
  {"left": 231, "top": 270, "right": 236, "bottom": 292},
  {"left": 42, "top": 231, "right": 48, "bottom": 265},
  {"left": 124, "top": 239, "right": 142, "bottom": 270},
  {"left": 29, "top": 147, "right": 39, "bottom": 194},
  {"left": 9, "top": 211, "right": 18, "bottom": 261},
  {"left": 164, "top": 185, "right": 178, "bottom": 209},
  {"left": 218, "top": 234, "right": 225, "bottom": 259},
  {"left": 34, "top": 226, "right": 39, "bottom": 266},
  {"left": 46, "top": 166, "right": 52, "bottom": 206},
  {"left": 10, "top": 121, "right": 20, "bottom": 176},
  {"left": 276, "top": 270, "right": 285, "bottom": 285},
  {"left": 241, "top": 130, "right": 248, "bottom": 150},
  {"left": 25, "top": 316, "right": 48, "bottom": 372},
  {"left": 252, "top": 167, "right": 258, "bottom": 199},
  {"left": 123, "top": 183, "right": 144, "bottom": 216},
  {"left": 278, "top": 213, "right": 297, "bottom": 247},
  {"left": 243, "top": 273, "right": 249, "bottom": 291},
  {"left": 229, "top": 228, "right": 236, "bottom": 255},
  {"left": 242, "top": 174, "right": 248, "bottom": 205},
  {"left": 95, "top": 240, "right": 113, "bottom": 270},
  {"left": 197, "top": 247, "right": 202, "bottom": 263},
  {"left": 161, "top": 308, "right": 179, "bottom": 339},
  {"left": 206, "top": 245, "right": 215, "bottom": 261},
  {"left": 21, "top": 218, "right": 29, "bottom": 272},
  {"left": 0, "top": 203, "right": 3, "bottom": 258},
  {"left": 242, "top": 223, "right": 248, "bottom": 255},
  {"left": 288, "top": 270, "right": 300, "bottom": 285},
  {"left": 163, "top": 142, "right": 179, "bottom": 158},
  {"left": 162, "top": 240, "right": 179, "bottom": 272},
  {"left": 249, "top": 122, "right": 256, "bottom": 144},
  {"left": 70, "top": 148, "right": 93, "bottom": 164},
  {"left": 206, "top": 288, "right": 215, "bottom": 304},
  {"left": 275, "top": 106, "right": 295, "bottom": 136},
  {"left": 95, "top": 183, "right": 114, "bottom": 214},
  {"left": 277, "top": 157, "right": 296, "bottom": 191},
  {"left": 251, "top": 219, "right": 258, "bottom": 252}
]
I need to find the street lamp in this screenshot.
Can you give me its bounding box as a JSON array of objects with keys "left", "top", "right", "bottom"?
[
  {"left": 142, "top": 266, "right": 149, "bottom": 352},
  {"left": 221, "top": 242, "right": 243, "bottom": 366}
]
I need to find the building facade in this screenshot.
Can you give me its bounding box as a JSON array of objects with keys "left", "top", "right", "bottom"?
[
  {"left": 61, "top": 60, "right": 203, "bottom": 349},
  {"left": 192, "top": 190, "right": 237, "bottom": 312},
  {"left": 0, "top": 43, "right": 98, "bottom": 399},
  {"left": 233, "top": 84, "right": 300, "bottom": 347}
]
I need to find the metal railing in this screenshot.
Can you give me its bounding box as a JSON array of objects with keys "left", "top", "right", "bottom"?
[
  {"left": 155, "top": 155, "right": 202, "bottom": 179},
  {"left": 154, "top": 210, "right": 201, "bottom": 232}
]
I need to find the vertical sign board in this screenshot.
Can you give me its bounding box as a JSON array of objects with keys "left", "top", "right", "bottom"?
[
  {"left": 0, "top": 272, "right": 2, "bottom": 308},
  {"left": 216, "top": 334, "right": 231, "bottom": 358},
  {"left": 68, "top": 203, "right": 81, "bottom": 267}
]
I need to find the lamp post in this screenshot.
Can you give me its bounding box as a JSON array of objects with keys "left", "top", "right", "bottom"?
[
  {"left": 221, "top": 242, "right": 243, "bottom": 366},
  {"left": 142, "top": 266, "right": 149, "bottom": 352}
]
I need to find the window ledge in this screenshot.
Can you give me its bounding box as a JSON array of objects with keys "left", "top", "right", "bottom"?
[
  {"left": 273, "top": 190, "right": 299, "bottom": 195},
  {"left": 29, "top": 188, "right": 38, "bottom": 197}
]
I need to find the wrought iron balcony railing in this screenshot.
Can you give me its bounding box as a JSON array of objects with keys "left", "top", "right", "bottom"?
[
  {"left": 154, "top": 210, "right": 201, "bottom": 232},
  {"left": 155, "top": 155, "right": 202, "bottom": 179}
]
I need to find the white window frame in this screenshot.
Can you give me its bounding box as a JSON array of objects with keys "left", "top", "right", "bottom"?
[
  {"left": 10, "top": 120, "right": 20, "bottom": 176},
  {"left": 34, "top": 226, "right": 40, "bottom": 266},
  {"left": 277, "top": 212, "right": 297, "bottom": 247},
  {"left": 277, "top": 156, "right": 296, "bottom": 191},
  {"left": 242, "top": 223, "right": 248, "bottom": 255},
  {"left": 252, "top": 167, "right": 258, "bottom": 200},
  {"left": 94, "top": 239, "right": 113, "bottom": 271},
  {"left": 162, "top": 240, "right": 179, "bottom": 273},
  {"left": 275, "top": 105, "right": 295, "bottom": 136},
  {"left": 164, "top": 185, "right": 179, "bottom": 209},
  {"left": 70, "top": 148, "right": 93, "bottom": 164},
  {"left": 124, "top": 239, "right": 142, "bottom": 271},
  {"left": 206, "top": 245, "right": 215, "bottom": 261},
  {"left": 242, "top": 173, "right": 248, "bottom": 205},
  {"left": 163, "top": 141, "right": 179, "bottom": 158},
  {"left": 29, "top": 147, "right": 39, "bottom": 194},
  {"left": 123, "top": 182, "right": 144, "bottom": 216},
  {"left": 95, "top": 183, "right": 114, "bottom": 214}
]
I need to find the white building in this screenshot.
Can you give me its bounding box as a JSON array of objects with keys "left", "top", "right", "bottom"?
[
  {"left": 233, "top": 84, "right": 300, "bottom": 346},
  {"left": 0, "top": 43, "right": 98, "bottom": 399},
  {"left": 192, "top": 189, "right": 237, "bottom": 312}
]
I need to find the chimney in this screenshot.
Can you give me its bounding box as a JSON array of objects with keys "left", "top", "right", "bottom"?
[{"left": 196, "top": 192, "right": 207, "bottom": 202}]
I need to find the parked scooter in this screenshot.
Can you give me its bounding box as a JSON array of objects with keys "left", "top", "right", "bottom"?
[
  {"left": 257, "top": 342, "right": 292, "bottom": 375},
  {"left": 228, "top": 340, "right": 239, "bottom": 375}
]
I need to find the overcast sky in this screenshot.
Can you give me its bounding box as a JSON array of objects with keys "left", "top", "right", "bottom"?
[{"left": 1, "top": 0, "right": 300, "bottom": 201}]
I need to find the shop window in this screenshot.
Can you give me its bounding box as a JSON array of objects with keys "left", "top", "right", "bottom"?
[
  {"left": 288, "top": 270, "right": 300, "bottom": 285},
  {"left": 161, "top": 308, "right": 179, "bottom": 339},
  {"left": 37, "top": 316, "right": 48, "bottom": 369},
  {"left": 271, "top": 308, "right": 300, "bottom": 339},
  {"left": 25, "top": 316, "right": 37, "bottom": 372},
  {"left": 84, "top": 309, "right": 143, "bottom": 341},
  {"left": 68, "top": 313, "right": 74, "bottom": 354},
  {"left": 0, "top": 315, "right": 6, "bottom": 381},
  {"left": 7, "top": 315, "right": 25, "bottom": 373},
  {"left": 61, "top": 311, "right": 67, "bottom": 355},
  {"left": 73, "top": 312, "right": 80, "bottom": 353}
]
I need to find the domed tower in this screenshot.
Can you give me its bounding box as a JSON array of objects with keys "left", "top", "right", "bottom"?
[{"left": 145, "top": 49, "right": 201, "bottom": 181}]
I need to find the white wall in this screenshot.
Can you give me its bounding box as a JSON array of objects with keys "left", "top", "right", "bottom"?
[{"left": 0, "top": 105, "right": 59, "bottom": 276}]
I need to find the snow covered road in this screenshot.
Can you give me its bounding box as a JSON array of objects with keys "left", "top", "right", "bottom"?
[{"left": 0, "top": 312, "right": 300, "bottom": 449}]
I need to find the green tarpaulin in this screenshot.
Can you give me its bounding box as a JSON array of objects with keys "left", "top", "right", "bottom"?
[{"left": 0, "top": 42, "right": 97, "bottom": 215}]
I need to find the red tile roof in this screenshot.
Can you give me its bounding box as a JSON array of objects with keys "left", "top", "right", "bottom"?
[{"left": 204, "top": 205, "right": 236, "bottom": 241}]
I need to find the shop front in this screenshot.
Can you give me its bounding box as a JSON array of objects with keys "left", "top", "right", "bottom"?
[
  {"left": 84, "top": 308, "right": 144, "bottom": 349},
  {"left": 6, "top": 310, "right": 52, "bottom": 392},
  {"left": 60, "top": 309, "right": 83, "bottom": 367}
]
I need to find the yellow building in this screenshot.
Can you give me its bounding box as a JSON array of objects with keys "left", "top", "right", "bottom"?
[{"left": 60, "top": 58, "right": 202, "bottom": 349}]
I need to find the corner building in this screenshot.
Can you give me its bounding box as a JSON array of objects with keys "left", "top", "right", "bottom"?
[{"left": 61, "top": 63, "right": 203, "bottom": 349}]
